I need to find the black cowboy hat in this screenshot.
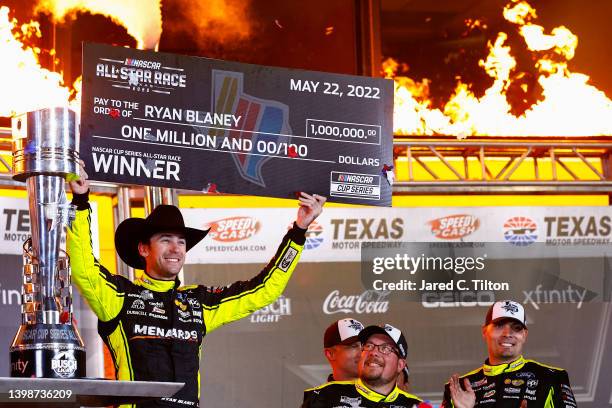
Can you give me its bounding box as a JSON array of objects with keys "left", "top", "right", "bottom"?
[{"left": 114, "top": 205, "right": 209, "bottom": 269}]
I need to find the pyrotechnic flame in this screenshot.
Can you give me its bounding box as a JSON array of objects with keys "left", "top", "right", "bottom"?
[
  {"left": 0, "top": 6, "right": 71, "bottom": 116},
  {"left": 35, "top": 0, "right": 162, "bottom": 50},
  {"left": 389, "top": 0, "right": 612, "bottom": 137},
  {"left": 172, "top": 0, "right": 252, "bottom": 43}
]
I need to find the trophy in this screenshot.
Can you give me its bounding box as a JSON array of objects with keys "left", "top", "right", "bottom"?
[{"left": 8, "top": 107, "right": 86, "bottom": 378}]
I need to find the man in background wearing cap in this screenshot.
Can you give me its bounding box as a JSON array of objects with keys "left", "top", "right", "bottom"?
[
  {"left": 302, "top": 324, "right": 422, "bottom": 407},
  {"left": 302, "top": 318, "right": 364, "bottom": 404},
  {"left": 323, "top": 318, "right": 365, "bottom": 382},
  {"left": 67, "top": 166, "right": 325, "bottom": 408},
  {"left": 442, "top": 300, "right": 576, "bottom": 408}
]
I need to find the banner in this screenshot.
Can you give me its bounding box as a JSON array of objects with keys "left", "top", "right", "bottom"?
[
  {"left": 182, "top": 206, "right": 612, "bottom": 264},
  {"left": 80, "top": 43, "right": 394, "bottom": 206},
  {"left": 0, "top": 197, "right": 100, "bottom": 257}
]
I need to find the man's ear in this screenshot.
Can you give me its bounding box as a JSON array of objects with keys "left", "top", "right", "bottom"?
[
  {"left": 324, "top": 348, "right": 335, "bottom": 362},
  {"left": 481, "top": 324, "right": 487, "bottom": 341},
  {"left": 396, "top": 357, "right": 406, "bottom": 374},
  {"left": 138, "top": 242, "right": 149, "bottom": 258}
]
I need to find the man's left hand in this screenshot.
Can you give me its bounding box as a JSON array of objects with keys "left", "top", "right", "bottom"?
[{"left": 296, "top": 193, "right": 326, "bottom": 229}]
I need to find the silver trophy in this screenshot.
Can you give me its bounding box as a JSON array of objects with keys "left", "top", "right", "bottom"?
[{"left": 9, "top": 107, "right": 85, "bottom": 378}]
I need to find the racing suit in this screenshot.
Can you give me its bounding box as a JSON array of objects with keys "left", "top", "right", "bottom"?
[
  {"left": 441, "top": 356, "right": 577, "bottom": 408},
  {"left": 302, "top": 378, "right": 423, "bottom": 408},
  {"left": 67, "top": 193, "right": 306, "bottom": 407}
]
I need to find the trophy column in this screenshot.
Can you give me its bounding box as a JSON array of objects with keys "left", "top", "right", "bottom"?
[{"left": 9, "top": 107, "right": 86, "bottom": 378}]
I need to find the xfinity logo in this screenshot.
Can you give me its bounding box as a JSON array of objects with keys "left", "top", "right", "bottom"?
[
  {"left": 11, "top": 359, "right": 28, "bottom": 375},
  {"left": 323, "top": 290, "right": 389, "bottom": 314},
  {"left": 523, "top": 284, "right": 587, "bottom": 309}
]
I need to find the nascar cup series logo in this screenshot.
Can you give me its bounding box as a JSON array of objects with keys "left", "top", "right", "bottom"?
[
  {"left": 206, "top": 216, "right": 261, "bottom": 242},
  {"left": 503, "top": 216, "right": 538, "bottom": 246},
  {"left": 323, "top": 290, "right": 389, "bottom": 314},
  {"left": 51, "top": 350, "right": 78, "bottom": 378},
  {"left": 95, "top": 56, "right": 186, "bottom": 94},
  {"left": 428, "top": 214, "right": 480, "bottom": 239},
  {"left": 330, "top": 172, "right": 381, "bottom": 200}
]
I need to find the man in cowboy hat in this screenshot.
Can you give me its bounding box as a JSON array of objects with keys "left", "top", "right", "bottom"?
[
  {"left": 442, "top": 300, "right": 576, "bottom": 408},
  {"left": 67, "top": 165, "right": 325, "bottom": 408}
]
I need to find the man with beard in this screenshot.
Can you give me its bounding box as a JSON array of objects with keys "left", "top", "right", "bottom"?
[
  {"left": 442, "top": 300, "right": 577, "bottom": 408},
  {"left": 301, "top": 324, "right": 422, "bottom": 407}
]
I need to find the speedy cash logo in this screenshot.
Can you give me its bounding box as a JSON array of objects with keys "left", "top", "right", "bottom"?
[
  {"left": 95, "top": 54, "right": 187, "bottom": 94},
  {"left": 205, "top": 216, "right": 261, "bottom": 242},
  {"left": 428, "top": 214, "right": 480, "bottom": 239},
  {"left": 503, "top": 216, "right": 538, "bottom": 246}
]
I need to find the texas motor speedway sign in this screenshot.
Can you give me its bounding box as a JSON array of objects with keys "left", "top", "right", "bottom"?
[{"left": 81, "top": 43, "right": 393, "bottom": 206}]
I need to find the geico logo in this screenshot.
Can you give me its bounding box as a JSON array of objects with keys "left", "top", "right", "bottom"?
[
  {"left": 330, "top": 218, "right": 403, "bottom": 240},
  {"left": 421, "top": 291, "right": 495, "bottom": 308},
  {"left": 323, "top": 290, "right": 389, "bottom": 314},
  {"left": 544, "top": 216, "right": 612, "bottom": 237},
  {"left": 133, "top": 324, "right": 198, "bottom": 340},
  {"left": 253, "top": 297, "right": 291, "bottom": 315},
  {"left": 207, "top": 216, "right": 260, "bottom": 242}
]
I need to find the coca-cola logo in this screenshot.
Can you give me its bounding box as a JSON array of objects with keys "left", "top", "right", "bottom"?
[
  {"left": 323, "top": 290, "right": 389, "bottom": 314},
  {"left": 428, "top": 214, "right": 480, "bottom": 239},
  {"left": 205, "top": 216, "right": 260, "bottom": 242}
]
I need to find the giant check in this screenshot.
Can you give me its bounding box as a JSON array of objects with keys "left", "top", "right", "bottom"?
[{"left": 81, "top": 43, "right": 394, "bottom": 206}]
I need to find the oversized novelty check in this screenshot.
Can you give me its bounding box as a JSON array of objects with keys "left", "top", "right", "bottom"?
[{"left": 81, "top": 43, "right": 394, "bottom": 206}]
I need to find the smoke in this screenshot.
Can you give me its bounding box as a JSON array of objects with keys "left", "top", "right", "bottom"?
[{"left": 35, "top": 0, "right": 163, "bottom": 50}]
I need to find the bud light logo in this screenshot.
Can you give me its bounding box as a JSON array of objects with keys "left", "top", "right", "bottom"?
[
  {"left": 51, "top": 350, "right": 78, "bottom": 378},
  {"left": 503, "top": 217, "right": 537, "bottom": 246},
  {"left": 250, "top": 296, "right": 291, "bottom": 323}
]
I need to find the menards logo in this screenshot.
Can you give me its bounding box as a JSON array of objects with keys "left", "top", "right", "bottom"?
[
  {"left": 428, "top": 214, "right": 480, "bottom": 239},
  {"left": 205, "top": 216, "right": 260, "bottom": 242}
]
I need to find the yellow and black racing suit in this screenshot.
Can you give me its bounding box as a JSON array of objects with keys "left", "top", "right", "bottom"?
[
  {"left": 441, "top": 356, "right": 577, "bottom": 408},
  {"left": 302, "top": 378, "right": 423, "bottom": 408},
  {"left": 67, "top": 193, "right": 306, "bottom": 407}
]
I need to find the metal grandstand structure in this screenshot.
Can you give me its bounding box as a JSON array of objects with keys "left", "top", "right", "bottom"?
[{"left": 2, "top": 127, "right": 612, "bottom": 196}]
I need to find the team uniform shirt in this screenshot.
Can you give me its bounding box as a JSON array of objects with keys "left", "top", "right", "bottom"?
[
  {"left": 67, "top": 203, "right": 306, "bottom": 408},
  {"left": 441, "top": 356, "right": 577, "bottom": 408},
  {"left": 302, "top": 378, "right": 422, "bottom": 408}
]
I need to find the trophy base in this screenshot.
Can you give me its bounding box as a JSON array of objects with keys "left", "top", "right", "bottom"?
[{"left": 9, "top": 323, "right": 86, "bottom": 378}]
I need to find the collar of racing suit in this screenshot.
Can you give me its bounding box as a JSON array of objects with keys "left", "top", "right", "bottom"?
[
  {"left": 134, "top": 271, "right": 180, "bottom": 292},
  {"left": 482, "top": 355, "right": 526, "bottom": 376},
  {"left": 354, "top": 378, "right": 401, "bottom": 402}
]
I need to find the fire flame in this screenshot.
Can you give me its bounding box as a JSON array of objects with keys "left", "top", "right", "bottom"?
[
  {"left": 35, "top": 0, "right": 163, "bottom": 50},
  {"left": 387, "top": 0, "right": 612, "bottom": 137},
  {"left": 170, "top": 0, "right": 252, "bottom": 44},
  {"left": 0, "top": 6, "right": 71, "bottom": 116}
]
